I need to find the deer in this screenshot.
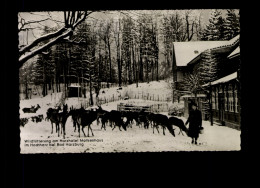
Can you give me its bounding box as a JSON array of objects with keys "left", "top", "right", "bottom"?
[
  {"left": 46, "top": 106, "right": 62, "bottom": 134},
  {"left": 75, "top": 109, "right": 98, "bottom": 137},
  {"left": 151, "top": 114, "right": 175, "bottom": 137},
  {"left": 68, "top": 106, "right": 85, "bottom": 132},
  {"left": 106, "top": 110, "right": 127, "bottom": 131},
  {"left": 22, "top": 104, "right": 41, "bottom": 113},
  {"left": 168, "top": 116, "right": 188, "bottom": 136},
  {"left": 46, "top": 104, "right": 69, "bottom": 138},
  {"left": 20, "top": 118, "right": 29, "bottom": 127},
  {"left": 96, "top": 106, "right": 109, "bottom": 130},
  {"left": 56, "top": 104, "right": 70, "bottom": 139}
]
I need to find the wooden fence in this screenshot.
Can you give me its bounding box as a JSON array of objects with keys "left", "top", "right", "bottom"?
[
  {"left": 117, "top": 103, "right": 152, "bottom": 112},
  {"left": 117, "top": 103, "right": 169, "bottom": 113}
]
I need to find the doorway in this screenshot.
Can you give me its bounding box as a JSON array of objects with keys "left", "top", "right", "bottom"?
[{"left": 218, "top": 93, "right": 225, "bottom": 125}]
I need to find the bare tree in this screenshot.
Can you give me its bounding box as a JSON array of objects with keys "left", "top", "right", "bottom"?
[
  {"left": 19, "top": 11, "right": 93, "bottom": 68},
  {"left": 113, "top": 19, "right": 122, "bottom": 87}
]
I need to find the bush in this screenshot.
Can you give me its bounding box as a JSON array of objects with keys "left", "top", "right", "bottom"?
[{"left": 168, "top": 102, "right": 184, "bottom": 116}]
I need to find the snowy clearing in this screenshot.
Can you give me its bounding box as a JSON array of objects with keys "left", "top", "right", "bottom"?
[
  {"left": 20, "top": 101, "right": 240, "bottom": 153},
  {"left": 19, "top": 81, "right": 240, "bottom": 153}
]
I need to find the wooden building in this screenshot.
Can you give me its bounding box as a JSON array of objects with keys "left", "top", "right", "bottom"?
[
  {"left": 172, "top": 39, "right": 235, "bottom": 100},
  {"left": 181, "top": 94, "right": 207, "bottom": 119},
  {"left": 172, "top": 35, "right": 241, "bottom": 130},
  {"left": 203, "top": 72, "right": 240, "bottom": 130},
  {"left": 67, "top": 85, "right": 82, "bottom": 97}
]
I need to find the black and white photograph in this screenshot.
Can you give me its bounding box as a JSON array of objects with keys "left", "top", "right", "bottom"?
[{"left": 18, "top": 9, "right": 241, "bottom": 153}]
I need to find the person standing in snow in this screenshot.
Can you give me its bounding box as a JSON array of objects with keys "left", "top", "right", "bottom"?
[{"left": 185, "top": 103, "right": 202, "bottom": 145}]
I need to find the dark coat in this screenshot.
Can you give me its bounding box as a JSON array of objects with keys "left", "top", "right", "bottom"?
[{"left": 185, "top": 109, "right": 202, "bottom": 138}]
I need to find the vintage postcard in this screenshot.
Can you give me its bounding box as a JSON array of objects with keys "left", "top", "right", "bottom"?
[{"left": 19, "top": 10, "right": 241, "bottom": 153}]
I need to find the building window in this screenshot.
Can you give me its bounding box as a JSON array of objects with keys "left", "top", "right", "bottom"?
[
  {"left": 216, "top": 87, "right": 218, "bottom": 110},
  {"left": 228, "top": 84, "right": 234, "bottom": 112},
  {"left": 212, "top": 89, "right": 215, "bottom": 110},
  {"left": 224, "top": 86, "right": 228, "bottom": 111},
  {"left": 234, "top": 85, "right": 238, "bottom": 113}
]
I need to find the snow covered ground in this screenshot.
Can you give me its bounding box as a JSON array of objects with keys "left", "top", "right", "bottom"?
[
  {"left": 20, "top": 101, "right": 241, "bottom": 153},
  {"left": 19, "top": 81, "right": 240, "bottom": 153}
]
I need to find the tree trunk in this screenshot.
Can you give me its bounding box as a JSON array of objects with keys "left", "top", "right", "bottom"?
[
  {"left": 42, "top": 60, "right": 47, "bottom": 97},
  {"left": 151, "top": 58, "right": 154, "bottom": 81},
  {"left": 117, "top": 55, "right": 121, "bottom": 87},
  {"left": 128, "top": 46, "right": 132, "bottom": 84},
  {"left": 25, "top": 81, "right": 29, "bottom": 99},
  {"left": 156, "top": 56, "right": 159, "bottom": 81},
  {"left": 105, "top": 41, "right": 109, "bottom": 88},
  {"left": 48, "top": 80, "right": 51, "bottom": 90},
  {"left": 135, "top": 44, "right": 139, "bottom": 88},
  {"left": 58, "top": 80, "right": 61, "bottom": 93},
  {"left": 89, "top": 71, "right": 93, "bottom": 106},
  {"left": 132, "top": 41, "right": 136, "bottom": 84},
  {"left": 98, "top": 41, "right": 102, "bottom": 89},
  {"left": 146, "top": 57, "right": 149, "bottom": 83},
  {"left": 108, "top": 39, "right": 112, "bottom": 83}
]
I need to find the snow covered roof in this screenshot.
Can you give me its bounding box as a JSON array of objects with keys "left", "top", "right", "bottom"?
[
  {"left": 68, "top": 84, "right": 81, "bottom": 88},
  {"left": 173, "top": 41, "right": 229, "bottom": 66},
  {"left": 228, "top": 34, "right": 240, "bottom": 44},
  {"left": 228, "top": 46, "right": 240, "bottom": 59},
  {"left": 203, "top": 72, "right": 237, "bottom": 87},
  {"left": 173, "top": 35, "right": 240, "bottom": 67}
]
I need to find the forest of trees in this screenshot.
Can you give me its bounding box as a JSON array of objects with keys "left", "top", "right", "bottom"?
[{"left": 19, "top": 9, "right": 240, "bottom": 100}]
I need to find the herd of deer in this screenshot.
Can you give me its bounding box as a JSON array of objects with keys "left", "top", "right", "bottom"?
[
  {"left": 21, "top": 104, "right": 189, "bottom": 139},
  {"left": 20, "top": 104, "right": 43, "bottom": 127}
]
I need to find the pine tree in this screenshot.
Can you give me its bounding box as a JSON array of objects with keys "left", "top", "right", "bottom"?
[
  {"left": 199, "top": 49, "right": 219, "bottom": 123},
  {"left": 199, "top": 49, "right": 218, "bottom": 84},
  {"left": 32, "top": 55, "right": 48, "bottom": 96},
  {"left": 202, "top": 10, "right": 225, "bottom": 41},
  {"left": 19, "top": 60, "right": 34, "bottom": 99},
  {"left": 223, "top": 9, "right": 240, "bottom": 40}
]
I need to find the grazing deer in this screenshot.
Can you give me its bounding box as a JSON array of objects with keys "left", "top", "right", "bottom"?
[
  {"left": 152, "top": 114, "right": 175, "bottom": 137},
  {"left": 168, "top": 117, "right": 188, "bottom": 136},
  {"left": 22, "top": 104, "right": 41, "bottom": 113},
  {"left": 106, "top": 110, "right": 127, "bottom": 131}
]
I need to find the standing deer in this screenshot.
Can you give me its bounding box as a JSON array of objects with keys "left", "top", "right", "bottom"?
[
  {"left": 75, "top": 109, "right": 98, "bottom": 137},
  {"left": 46, "top": 106, "right": 61, "bottom": 134}
]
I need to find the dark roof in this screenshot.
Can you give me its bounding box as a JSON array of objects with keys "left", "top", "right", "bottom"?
[{"left": 228, "top": 46, "right": 240, "bottom": 59}]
